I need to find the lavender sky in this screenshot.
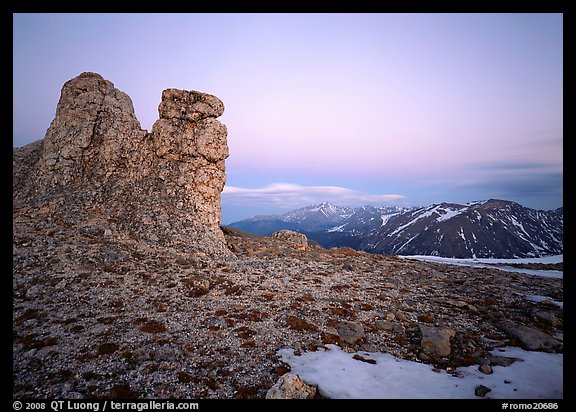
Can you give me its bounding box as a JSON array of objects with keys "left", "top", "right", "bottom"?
[{"left": 13, "top": 13, "right": 563, "bottom": 223}]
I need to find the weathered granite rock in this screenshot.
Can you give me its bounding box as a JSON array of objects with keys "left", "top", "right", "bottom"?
[
  {"left": 265, "top": 373, "right": 316, "bottom": 399},
  {"left": 13, "top": 72, "right": 232, "bottom": 258},
  {"left": 271, "top": 230, "right": 309, "bottom": 247}
]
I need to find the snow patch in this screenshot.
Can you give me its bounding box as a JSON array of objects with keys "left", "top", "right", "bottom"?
[
  {"left": 327, "top": 223, "right": 347, "bottom": 233},
  {"left": 395, "top": 234, "right": 420, "bottom": 253},
  {"left": 525, "top": 295, "right": 563, "bottom": 309},
  {"left": 380, "top": 213, "right": 398, "bottom": 227},
  {"left": 390, "top": 207, "right": 438, "bottom": 236},
  {"left": 458, "top": 227, "right": 466, "bottom": 242},
  {"left": 401, "top": 255, "right": 563, "bottom": 279},
  {"left": 436, "top": 207, "right": 465, "bottom": 222},
  {"left": 279, "top": 345, "right": 562, "bottom": 399}
]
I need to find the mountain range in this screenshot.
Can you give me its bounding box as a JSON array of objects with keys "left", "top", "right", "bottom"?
[{"left": 227, "top": 199, "right": 563, "bottom": 259}]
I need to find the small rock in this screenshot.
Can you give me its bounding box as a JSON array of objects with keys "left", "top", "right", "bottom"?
[
  {"left": 485, "top": 355, "right": 522, "bottom": 367},
  {"left": 475, "top": 385, "right": 491, "bottom": 397},
  {"left": 353, "top": 354, "right": 376, "bottom": 364},
  {"left": 375, "top": 321, "right": 394, "bottom": 331},
  {"left": 452, "top": 300, "right": 467, "bottom": 308},
  {"left": 417, "top": 314, "right": 434, "bottom": 323},
  {"left": 26, "top": 285, "right": 43, "bottom": 299},
  {"left": 342, "top": 263, "right": 354, "bottom": 271},
  {"left": 396, "top": 311, "right": 408, "bottom": 322},
  {"left": 79, "top": 225, "right": 105, "bottom": 237},
  {"left": 385, "top": 313, "right": 396, "bottom": 321},
  {"left": 479, "top": 364, "right": 493, "bottom": 374},
  {"left": 467, "top": 304, "right": 478, "bottom": 313},
  {"left": 335, "top": 321, "right": 365, "bottom": 344},
  {"left": 265, "top": 373, "right": 316, "bottom": 399}
]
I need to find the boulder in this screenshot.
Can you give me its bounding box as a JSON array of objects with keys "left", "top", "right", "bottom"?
[
  {"left": 419, "top": 324, "right": 455, "bottom": 357},
  {"left": 497, "top": 320, "right": 560, "bottom": 352},
  {"left": 335, "top": 321, "right": 365, "bottom": 344},
  {"left": 265, "top": 373, "right": 316, "bottom": 399}
]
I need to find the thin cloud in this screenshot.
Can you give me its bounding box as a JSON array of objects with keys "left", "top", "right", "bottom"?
[
  {"left": 461, "top": 160, "right": 563, "bottom": 197},
  {"left": 222, "top": 183, "right": 407, "bottom": 209},
  {"left": 460, "top": 172, "right": 563, "bottom": 198}
]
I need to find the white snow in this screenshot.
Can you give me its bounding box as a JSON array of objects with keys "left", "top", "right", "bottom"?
[
  {"left": 525, "top": 294, "right": 563, "bottom": 309},
  {"left": 395, "top": 234, "right": 420, "bottom": 253},
  {"left": 466, "top": 200, "right": 488, "bottom": 206},
  {"left": 458, "top": 227, "right": 466, "bottom": 242},
  {"left": 401, "top": 255, "right": 563, "bottom": 279},
  {"left": 327, "top": 223, "right": 347, "bottom": 233},
  {"left": 436, "top": 207, "right": 465, "bottom": 222},
  {"left": 510, "top": 215, "right": 531, "bottom": 239},
  {"left": 390, "top": 204, "right": 467, "bottom": 234},
  {"left": 380, "top": 213, "right": 397, "bottom": 227},
  {"left": 279, "top": 345, "right": 562, "bottom": 399},
  {"left": 390, "top": 207, "right": 437, "bottom": 236}
]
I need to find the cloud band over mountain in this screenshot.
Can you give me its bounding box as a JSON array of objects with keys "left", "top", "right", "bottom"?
[{"left": 222, "top": 183, "right": 406, "bottom": 210}]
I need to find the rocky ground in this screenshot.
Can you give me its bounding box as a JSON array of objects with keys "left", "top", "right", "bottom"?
[{"left": 12, "top": 212, "right": 563, "bottom": 399}]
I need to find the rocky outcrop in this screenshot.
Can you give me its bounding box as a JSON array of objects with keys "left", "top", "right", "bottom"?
[
  {"left": 271, "top": 230, "right": 309, "bottom": 249},
  {"left": 13, "top": 72, "right": 231, "bottom": 258}
]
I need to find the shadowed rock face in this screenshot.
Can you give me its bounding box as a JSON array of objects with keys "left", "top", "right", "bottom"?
[{"left": 13, "top": 72, "right": 232, "bottom": 258}]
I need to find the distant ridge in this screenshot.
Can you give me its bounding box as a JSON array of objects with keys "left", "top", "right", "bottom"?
[{"left": 228, "top": 200, "right": 563, "bottom": 259}]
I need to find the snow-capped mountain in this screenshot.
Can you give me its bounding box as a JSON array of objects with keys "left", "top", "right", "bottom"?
[
  {"left": 361, "top": 199, "right": 563, "bottom": 258},
  {"left": 228, "top": 202, "right": 410, "bottom": 237},
  {"left": 226, "top": 202, "right": 350, "bottom": 235},
  {"left": 227, "top": 202, "right": 414, "bottom": 250},
  {"left": 282, "top": 202, "right": 354, "bottom": 231},
  {"left": 227, "top": 199, "right": 563, "bottom": 258}
]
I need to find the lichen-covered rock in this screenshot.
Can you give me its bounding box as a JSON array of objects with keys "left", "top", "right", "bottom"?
[
  {"left": 13, "top": 72, "right": 232, "bottom": 258},
  {"left": 265, "top": 373, "right": 316, "bottom": 399}
]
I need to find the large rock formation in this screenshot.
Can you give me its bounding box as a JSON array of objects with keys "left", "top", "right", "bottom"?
[{"left": 13, "top": 72, "right": 232, "bottom": 258}]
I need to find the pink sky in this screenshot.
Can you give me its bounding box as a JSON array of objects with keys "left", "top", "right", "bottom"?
[{"left": 13, "top": 13, "right": 563, "bottom": 222}]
